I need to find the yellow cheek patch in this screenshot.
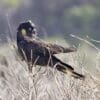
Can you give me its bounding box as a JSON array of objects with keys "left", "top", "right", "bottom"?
[{"left": 21, "top": 29, "right": 27, "bottom": 36}]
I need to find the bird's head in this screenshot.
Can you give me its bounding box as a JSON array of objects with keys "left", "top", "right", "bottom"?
[{"left": 17, "top": 20, "right": 37, "bottom": 41}]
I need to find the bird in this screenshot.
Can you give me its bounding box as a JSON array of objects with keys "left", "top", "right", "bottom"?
[{"left": 17, "top": 20, "right": 85, "bottom": 79}]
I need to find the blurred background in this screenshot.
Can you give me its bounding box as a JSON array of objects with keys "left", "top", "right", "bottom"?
[
  {"left": 0, "top": 1, "right": 100, "bottom": 100},
  {"left": 0, "top": 0, "right": 100, "bottom": 46}
]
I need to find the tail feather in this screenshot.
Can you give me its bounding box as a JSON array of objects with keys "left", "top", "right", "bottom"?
[
  {"left": 62, "top": 69, "right": 85, "bottom": 79},
  {"left": 54, "top": 60, "right": 85, "bottom": 80},
  {"left": 71, "top": 71, "right": 85, "bottom": 79}
]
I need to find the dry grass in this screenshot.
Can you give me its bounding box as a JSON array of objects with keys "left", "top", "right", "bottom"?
[{"left": 0, "top": 37, "right": 100, "bottom": 100}]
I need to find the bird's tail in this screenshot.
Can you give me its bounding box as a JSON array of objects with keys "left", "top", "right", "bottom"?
[
  {"left": 62, "top": 69, "right": 85, "bottom": 79},
  {"left": 71, "top": 71, "right": 85, "bottom": 79},
  {"left": 53, "top": 57, "right": 85, "bottom": 79}
]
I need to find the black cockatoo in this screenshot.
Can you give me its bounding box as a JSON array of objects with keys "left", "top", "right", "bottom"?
[{"left": 17, "top": 20, "right": 84, "bottom": 79}]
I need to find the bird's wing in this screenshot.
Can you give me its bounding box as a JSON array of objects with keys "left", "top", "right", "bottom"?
[
  {"left": 25, "top": 36, "right": 77, "bottom": 55},
  {"left": 25, "top": 39, "right": 50, "bottom": 56},
  {"left": 45, "top": 43, "right": 77, "bottom": 54}
]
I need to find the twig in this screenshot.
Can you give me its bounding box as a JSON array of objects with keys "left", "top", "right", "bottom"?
[{"left": 70, "top": 34, "right": 100, "bottom": 52}]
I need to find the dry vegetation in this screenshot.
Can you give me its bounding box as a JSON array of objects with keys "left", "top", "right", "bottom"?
[{"left": 0, "top": 37, "right": 100, "bottom": 100}]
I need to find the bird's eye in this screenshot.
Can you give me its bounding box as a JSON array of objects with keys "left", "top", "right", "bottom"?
[
  {"left": 29, "top": 27, "right": 32, "bottom": 32},
  {"left": 21, "top": 29, "right": 27, "bottom": 36}
]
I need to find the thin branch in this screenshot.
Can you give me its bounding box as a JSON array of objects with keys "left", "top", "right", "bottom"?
[{"left": 70, "top": 34, "right": 100, "bottom": 52}]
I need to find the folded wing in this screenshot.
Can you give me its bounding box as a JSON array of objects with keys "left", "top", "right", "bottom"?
[
  {"left": 24, "top": 36, "right": 77, "bottom": 55},
  {"left": 46, "top": 43, "right": 77, "bottom": 54}
]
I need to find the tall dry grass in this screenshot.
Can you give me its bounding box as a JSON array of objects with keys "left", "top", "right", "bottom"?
[{"left": 0, "top": 36, "right": 100, "bottom": 100}]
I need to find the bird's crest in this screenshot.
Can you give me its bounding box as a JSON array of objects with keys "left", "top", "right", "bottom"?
[{"left": 28, "top": 20, "right": 35, "bottom": 27}]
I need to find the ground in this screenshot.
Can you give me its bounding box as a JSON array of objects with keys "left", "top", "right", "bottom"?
[{"left": 0, "top": 38, "right": 100, "bottom": 100}]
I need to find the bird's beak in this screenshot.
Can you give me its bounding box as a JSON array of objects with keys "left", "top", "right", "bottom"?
[{"left": 32, "top": 28, "right": 37, "bottom": 35}]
